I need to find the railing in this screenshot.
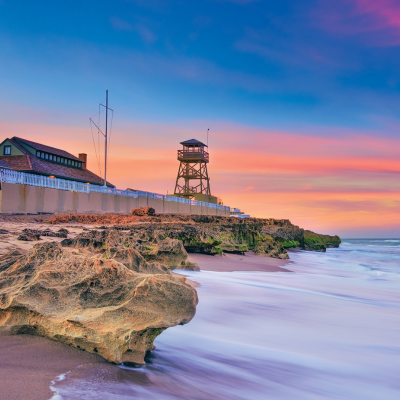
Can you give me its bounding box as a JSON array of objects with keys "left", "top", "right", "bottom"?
[
  {"left": 0, "top": 168, "right": 230, "bottom": 211},
  {"left": 0, "top": 168, "right": 90, "bottom": 193},
  {"left": 177, "top": 150, "right": 209, "bottom": 162}
]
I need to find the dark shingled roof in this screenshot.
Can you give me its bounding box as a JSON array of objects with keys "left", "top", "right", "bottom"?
[
  {"left": 0, "top": 136, "right": 114, "bottom": 187},
  {"left": 180, "top": 139, "right": 208, "bottom": 147},
  {"left": 12, "top": 137, "right": 82, "bottom": 161},
  {"left": 0, "top": 154, "right": 114, "bottom": 186},
  {"left": 0, "top": 159, "right": 11, "bottom": 169}
]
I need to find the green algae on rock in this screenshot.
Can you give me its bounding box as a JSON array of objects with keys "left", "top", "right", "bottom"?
[{"left": 304, "top": 230, "right": 342, "bottom": 252}]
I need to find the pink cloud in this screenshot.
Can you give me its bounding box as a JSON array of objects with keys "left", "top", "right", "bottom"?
[{"left": 317, "top": 0, "right": 400, "bottom": 46}]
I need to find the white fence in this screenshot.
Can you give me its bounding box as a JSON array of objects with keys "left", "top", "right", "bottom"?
[{"left": 0, "top": 168, "right": 230, "bottom": 211}]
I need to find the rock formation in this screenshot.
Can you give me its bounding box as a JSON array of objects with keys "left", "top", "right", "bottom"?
[
  {"left": 48, "top": 213, "right": 341, "bottom": 258},
  {"left": 0, "top": 241, "right": 198, "bottom": 364},
  {"left": 303, "top": 230, "right": 341, "bottom": 252}
]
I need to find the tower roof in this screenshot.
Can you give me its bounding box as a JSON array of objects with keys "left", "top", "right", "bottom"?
[{"left": 180, "top": 139, "right": 208, "bottom": 147}]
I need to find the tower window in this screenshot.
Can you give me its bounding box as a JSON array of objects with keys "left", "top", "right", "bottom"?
[
  {"left": 45, "top": 153, "right": 49, "bottom": 160},
  {"left": 4, "top": 146, "right": 11, "bottom": 155},
  {"left": 49, "top": 154, "right": 53, "bottom": 161},
  {"left": 41, "top": 152, "right": 45, "bottom": 158},
  {"left": 57, "top": 156, "right": 60, "bottom": 162}
]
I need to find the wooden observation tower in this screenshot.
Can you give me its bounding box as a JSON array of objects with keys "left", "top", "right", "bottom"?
[{"left": 174, "top": 139, "right": 211, "bottom": 200}]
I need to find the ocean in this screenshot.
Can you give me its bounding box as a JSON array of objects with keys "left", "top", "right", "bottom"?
[{"left": 51, "top": 239, "right": 400, "bottom": 399}]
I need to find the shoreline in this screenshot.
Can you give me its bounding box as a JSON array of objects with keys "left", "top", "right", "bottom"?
[
  {"left": 188, "top": 251, "right": 292, "bottom": 273},
  {"left": 0, "top": 251, "right": 292, "bottom": 399}
]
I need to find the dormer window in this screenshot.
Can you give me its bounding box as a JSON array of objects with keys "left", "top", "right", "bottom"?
[
  {"left": 32, "top": 148, "right": 80, "bottom": 169},
  {"left": 4, "top": 145, "right": 11, "bottom": 155}
]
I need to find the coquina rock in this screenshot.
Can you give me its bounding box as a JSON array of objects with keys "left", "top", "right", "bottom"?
[
  {"left": 0, "top": 242, "right": 198, "bottom": 364},
  {"left": 61, "top": 216, "right": 340, "bottom": 261}
]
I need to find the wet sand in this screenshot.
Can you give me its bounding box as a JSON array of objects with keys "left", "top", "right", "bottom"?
[
  {"left": 189, "top": 252, "right": 292, "bottom": 272},
  {"left": 0, "top": 335, "right": 106, "bottom": 400}
]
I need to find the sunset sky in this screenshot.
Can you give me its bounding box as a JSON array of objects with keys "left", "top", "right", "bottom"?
[{"left": 1, "top": 0, "right": 400, "bottom": 237}]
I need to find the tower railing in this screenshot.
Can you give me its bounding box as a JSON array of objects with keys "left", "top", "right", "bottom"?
[
  {"left": 177, "top": 149, "right": 209, "bottom": 162},
  {"left": 0, "top": 168, "right": 229, "bottom": 211}
]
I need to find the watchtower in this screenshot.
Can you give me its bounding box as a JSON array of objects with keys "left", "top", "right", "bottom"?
[{"left": 174, "top": 139, "right": 211, "bottom": 199}]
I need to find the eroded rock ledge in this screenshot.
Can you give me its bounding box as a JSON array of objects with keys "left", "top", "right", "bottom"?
[
  {"left": 0, "top": 241, "right": 198, "bottom": 364},
  {"left": 56, "top": 215, "right": 340, "bottom": 260}
]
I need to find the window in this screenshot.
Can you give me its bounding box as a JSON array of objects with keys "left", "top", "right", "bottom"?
[
  {"left": 45, "top": 153, "right": 49, "bottom": 160},
  {"left": 49, "top": 154, "right": 53, "bottom": 161},
  {"left": 41, "top": 152, "right": 45, "bottom": 158},
  {"left": 3, "top": 145, "right": 11, "bottom": 155},
  {"left": 68, "top": 159, "right": 71, "bottom": 165},
  {"left": 57, "top": 156, "right": 60, "bottom": 162},
  {"left": 64, "top": 158, "right": 67, "bottom": 164},
  {"left": 78, "top": 162, "right": 82, "bottom": 168},
  {"left": 60, "top": 157, "right": 64, "bottom": 163}
]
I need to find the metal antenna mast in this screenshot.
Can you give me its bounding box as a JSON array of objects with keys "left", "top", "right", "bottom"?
[
  {"left": 89, "top": 90, "right": 114, "bottom": 187},
  {"left": 207, "top": 128, "right": 209, "bottom": 147},
  {"left": 104, "top": 90, "right": 108, "bottom": 187}
]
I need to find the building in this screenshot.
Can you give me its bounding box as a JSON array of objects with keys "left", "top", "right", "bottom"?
[
  {"left": 230, "top": 207, "right": 250, "bottom": 218},
  {"left": 0, "top": 136, "right": 114, "bottom": 187}
]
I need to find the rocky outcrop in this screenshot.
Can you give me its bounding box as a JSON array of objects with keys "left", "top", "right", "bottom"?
[
  {"left": 59, "top": 216, "right": 341, "bottom": 260},
  {"left": 61, "top": 229, "right": 197, "bottom": 270},
  {"left": 17, "top": 228, "right": 69, "bottom": 241},
  {"left": 116, "top": 216, "right": 305, "bottom": 259},
  {"left": 0, "top": 241, "right": 197, "bottom": 364},
  {"left": 48, "top": 214, "right": 341, "bottom": 259},
  {"left": 304, "top": 230, "right": 341, "bottom": 252}
]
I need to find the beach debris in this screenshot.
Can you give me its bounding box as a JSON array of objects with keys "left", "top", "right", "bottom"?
[{"left": 131, "top": 207, "right": 155, "bottom": 216}]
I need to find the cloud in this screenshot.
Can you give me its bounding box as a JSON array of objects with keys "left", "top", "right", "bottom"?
[
  {"left": 135, "top": 25, "right": 157, "bottom": 42},
  {"left": 110, "top": 17, "right": 134, "bottom": 32},
  {"left": 241, "top": 186, "right": 255, "bottom": 191},
  {"left": 315, "top": 0, "right": 400, "bottom": 46},
  {"left": 110, "top": 17, "right": 156, "bottom": 43}
]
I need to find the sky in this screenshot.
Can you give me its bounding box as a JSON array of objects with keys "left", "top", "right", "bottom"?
[{"left": 0, "top": 0, "right": 400, "bottom": 237}]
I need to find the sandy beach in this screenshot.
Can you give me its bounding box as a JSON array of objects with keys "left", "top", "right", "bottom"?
[
  {"left": 0, "top": 335, "right": 106, "bottom": 400},
  {"left": 189, "top": 252, "right": 292, "bottom": 272},
  {"left": 0, "top": 216, "right": 291, "bottom": 399}
]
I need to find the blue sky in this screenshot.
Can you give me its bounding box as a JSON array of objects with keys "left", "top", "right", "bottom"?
[
  {"left": 2, "top": 0, "right": 400, "bottom": 131},
  {"left": 1, "top": 0, "right": 400, "bottom": 236}
]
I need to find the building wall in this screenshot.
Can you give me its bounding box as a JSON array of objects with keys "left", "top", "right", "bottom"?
[{"left": 0, "top": 182, "right": 230, "bottom": 217}]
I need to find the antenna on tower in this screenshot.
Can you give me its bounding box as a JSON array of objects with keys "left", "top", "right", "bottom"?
[{"left": 207, "top": 128, "right": 209, "bottom": 147}]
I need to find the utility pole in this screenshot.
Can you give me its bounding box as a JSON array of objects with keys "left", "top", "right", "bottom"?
[{"left": 104, "top": 90, "right": 108, "bottom": 187}]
